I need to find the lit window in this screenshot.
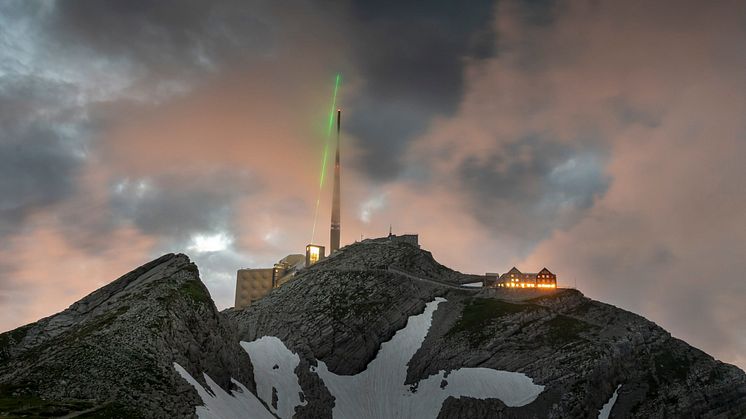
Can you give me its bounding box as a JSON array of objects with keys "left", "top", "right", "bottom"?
[{"left": 308, "top": 246, "right": 320, "bottom": 264}]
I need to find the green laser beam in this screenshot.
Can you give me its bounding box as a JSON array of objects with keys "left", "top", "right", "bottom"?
[
  {"left": 319, "top": 73, "right": 341, "bottom": 188},
  {"left": 311, "top": 73, "right": 341, "bottom": 242}
]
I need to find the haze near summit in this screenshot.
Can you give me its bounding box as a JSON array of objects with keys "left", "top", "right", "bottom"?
[{"left": 0, "top": 0, "right": 745, "bottom": 371}]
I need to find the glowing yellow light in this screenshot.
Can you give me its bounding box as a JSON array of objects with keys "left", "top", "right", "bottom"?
[{"left": 307, "top": 245, "right": 323, "bottom": 265}]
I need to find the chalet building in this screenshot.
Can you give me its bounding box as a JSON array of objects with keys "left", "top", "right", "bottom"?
[{"left": 486, "top": 267, "right": 557, "bottom": 289}]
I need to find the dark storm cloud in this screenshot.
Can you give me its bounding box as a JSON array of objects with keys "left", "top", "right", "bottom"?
[
  {"left": 0, "top": 0, "right": 283, "bottom": 246},
  {"left": 0, "top": 75, "right": 73, "bottom": 124},
  {"left": 48, "top": 0, "right": 502, "bottom": 184},
  {"left": 49, "top": 0, "right": 276, "bottom": 77},
  {"left": 344, "top": 0, "right": 497, "bottom": 181},
  {"left": 109, "top": 169, "right": 257, "bottom": 241},
  {"left": 458, "top": 136, "right": 609, "bottom": 250},
  {"left": 609, "top": 97, "right": 661, "bottom": 128},
  {"left": 513, "top": 0, "right": 559, "bottom": 27},
  {"left": 0, "top": 75, "right": 85, "bottom": 237}
]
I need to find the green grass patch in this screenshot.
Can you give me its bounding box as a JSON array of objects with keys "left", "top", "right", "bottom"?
[
  {"left": 322, "top": 281, "right": 387, "bottom": 324},
  {"left": 75, "top": 402, "right": 140, "bottom": 418},
  {"left": 0, "top": 325, "right": 32, "bottom": 363},
  {"left": 447, "top": 298, "right": 540, "bottom": 346},
  {"left": 525, "top": 289, "right": 578, "bottom": 303},
  {"left": 645, "top": 372, "right": 660, "bottom": 398},
  {"left": 654, "top": 349, "right": 691, "bottom": 382},
  {"left": 0, "top": 306, "right": 130, "bottom": 371},
  {"left": 0, "top": 395, "right": 94, "bottom": 417},
  {"left": 180, "top": 280, "right": 212, "bottom": 305},
  {"left": 708, "top": 366, "right": 725, "bottom": 382},
  {"left": 542, "top": 315, "right": 593, "bottom": 345},
  {"left": 351, "top": 301, "right": 384, "bottom": 318},
  {"left": 567, "top": 301, "right": 595, "bottom": 316},
  {"left": 0, "top": 396, "right": 138, "bottom": 419},
  {"left": 69, "top": 306, "right": 129, "bottom": 342}
]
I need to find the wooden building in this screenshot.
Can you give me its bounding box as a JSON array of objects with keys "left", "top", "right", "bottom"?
[{"left": 489, "top": 267, "right": 557, "bottom": 289}]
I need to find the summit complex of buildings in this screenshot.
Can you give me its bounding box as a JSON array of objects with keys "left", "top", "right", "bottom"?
[
  {"left": 234, "top": 108, "right": 558, "bottom": 308},
  {"left": 235, "top": 109, "right": 343, "bottom": 309},
  {"left": 485, "top": 267, "right": 557, "bottom": 289}
]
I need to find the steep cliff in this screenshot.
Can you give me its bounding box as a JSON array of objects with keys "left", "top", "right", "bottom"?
[
  {"left": 1, "top": 238, "right": 744, "bottom": 418},
  {"left": 0, "top": 254, "right": 252, "bottom": 418},
  {"left": 224, "top": 238, "right": 746, "bottom": 418}
]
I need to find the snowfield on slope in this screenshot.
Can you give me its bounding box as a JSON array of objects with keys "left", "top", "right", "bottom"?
[
  {"left": 315, "top": 297, "right": 544, "bottom": 419},
  {"left": 174, "top": 363, "right": 275, "bottom": 419},
  {"left": 177, "top": 297, "right": 545, "bottom": 418},
  {"left": 241, "top": 337, "right": 307, "bottom": 418},
  {"left": 598, "top": 384, "right": 622, "bottom": 419}
]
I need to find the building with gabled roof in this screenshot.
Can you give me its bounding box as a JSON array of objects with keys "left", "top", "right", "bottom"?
[{"left": 486, "top": 267, "right": 557, "bottom": 289}]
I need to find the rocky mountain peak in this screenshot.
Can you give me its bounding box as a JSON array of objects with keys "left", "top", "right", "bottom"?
[
  {"left": 0, "top": 253, "right": 251, "bottom": 418},
  {"left": 1, "top": 240, "right": 745, "bottom": 418}
]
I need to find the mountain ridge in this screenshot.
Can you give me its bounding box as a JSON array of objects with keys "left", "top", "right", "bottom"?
[{"left": 1, "top": 238, "right": 745, "bottom": 418}]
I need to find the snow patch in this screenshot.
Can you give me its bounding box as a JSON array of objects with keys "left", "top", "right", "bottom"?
[
  {"left": 173, "top": 363, "right": 274, "bottom": 419},
  {"left": 241, "top": 336, "right": 307, "bottom": 418},
  {"left": 462, "top": 282, "right": 484, "bottom": 288},
  {"left": 598, "top": 384, "right": 621, "bottom": 419},
  {"left": 176, "top": 298, "right": 545, "bottom": 419},
  {"left": 315, "top": 297, "right": 544, "bottom": 418}
]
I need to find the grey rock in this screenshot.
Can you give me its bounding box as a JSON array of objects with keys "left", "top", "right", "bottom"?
[
  {"left": 0, "top": 254, "right": 253, "bottom": 418},
  {"left": 225, "top": 238, "right": 746, "bottom": 418},
  {"left": 1, "top": 237, "right": 745, "bottom": 418}
]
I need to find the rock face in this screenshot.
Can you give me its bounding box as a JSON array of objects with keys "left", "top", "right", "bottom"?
[
  {"left": 0, "top": 254, "right": 252, "bottom": 418},
  {"left": 409, "top": 291, "right": 746, "bottom": 418},
  {"left": 1, "top": 237, "right": 745, "bottom": 418},
  {"left": 225, "top": 238, "right": 746, "bottom": 418}
]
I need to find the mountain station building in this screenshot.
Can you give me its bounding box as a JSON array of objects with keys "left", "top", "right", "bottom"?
[{"left": 485, "top": 267, "right": 557, "bottom": 289}]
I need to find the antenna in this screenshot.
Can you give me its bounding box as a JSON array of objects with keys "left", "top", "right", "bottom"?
[
  {"left": 311, "top": 74, "right": 341, "bottom": 243},
  {"left": 329, "top": 108, "right": 342, "bottom": 253}
]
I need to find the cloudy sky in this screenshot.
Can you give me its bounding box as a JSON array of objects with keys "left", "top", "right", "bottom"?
[{"left": 1, "top": 0, "right": 745, "bottom": 369}]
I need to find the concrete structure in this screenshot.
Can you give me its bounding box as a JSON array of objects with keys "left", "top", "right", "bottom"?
[
  {"left": 330, "top": 109, "right": 341, "bottom": 253},
  {"left": 486, "top": 267, "right": 557, "bottom": 289},
  {"left": 305, "top": 244, "right": 326, "bottom": 268},
  {"left": 273, "top": 254, "right": 305, "bottom": 287},
  {"left": 387, "top": 232, "right": 419, "bottom": 247},
  {"left": 235, "top": 110, "right": 342, "bottom": 308},
  {"left": 484, "top": 272, "right": 500, "bottom": 287},
  {"left": 235, "top": 253, "right": 307, "bottom": 309},
  {"left": 235, "top": 268, "right": 274, "bottom": 308}
]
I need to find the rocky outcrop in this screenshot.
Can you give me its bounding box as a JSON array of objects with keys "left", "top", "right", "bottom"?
[
  {"left": 224, "top": 267, "right": 443, "bottom": 417},
  {"left": 1, "top": 238, "right": 745, "bottom": 418},
  {"left": 0, "top": 254, "right": 252, "bottom": 418},
  {"left": 305, "top": 237, "right": 474, "bottom": 283},
  {"left": 223, "top": 238, "right": 746, "bottom": 418},
  {"left": 406, "top": 290, "right": 746, "bottom": 418}
]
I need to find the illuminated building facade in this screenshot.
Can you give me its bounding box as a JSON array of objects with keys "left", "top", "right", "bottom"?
[
  {"left": 490, "top": 267, "right": 557, "bottom": 289},
  {"left": 235, "top": 106, "right": 340, "bottom": 308},
  {"left": 273, "top": 254, "right": 305, "bottom": 287},
  {"left": 305, "top": 244, "right": 325, "bottom": 267},
  {"left": 235, "top": 110, "right": 339, "bottom": 308}
]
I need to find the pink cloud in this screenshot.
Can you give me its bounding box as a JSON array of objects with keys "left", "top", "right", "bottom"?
[{"left": 0, "top": 211, "right": 156, "bottom": 332}]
